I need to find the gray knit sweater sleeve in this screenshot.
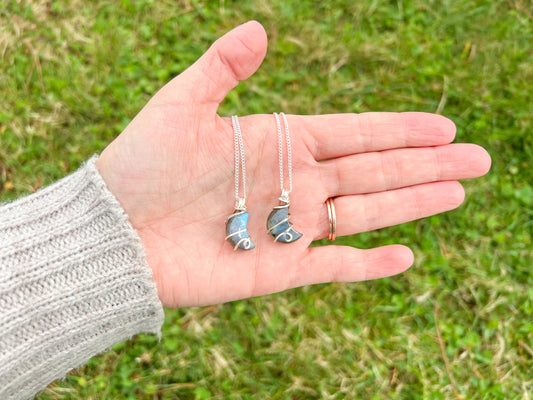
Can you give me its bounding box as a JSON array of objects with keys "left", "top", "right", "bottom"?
[{"left": 0, "top": 156, "right": 165, "bottom": 400}]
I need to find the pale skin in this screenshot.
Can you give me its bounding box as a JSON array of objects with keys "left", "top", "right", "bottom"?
[{"left": 96, "top": 21, "right": 491, "bottom": 308}]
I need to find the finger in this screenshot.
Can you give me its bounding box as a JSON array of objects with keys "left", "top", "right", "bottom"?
[
  {"left": 315, "top": 180, "right": 465, "bottom": 240},
  {"left": 321, "top": 143, "right": 491, "bottom": 196},
  {"left": 294, "top": 245, "right": 414, "bottom": 287},
  {"left": 296, "top": 112, "right": 456, "bottom": 159},
  {"left": 158, "top": 21, "right": 267, "bottom": 108}
]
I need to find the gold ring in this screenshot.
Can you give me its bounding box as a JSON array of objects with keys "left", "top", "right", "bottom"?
[{"left": 326, "top": 198, "right": 336, "bottom": 241}]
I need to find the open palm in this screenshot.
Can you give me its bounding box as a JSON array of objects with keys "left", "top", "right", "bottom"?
[{"left": 96, "top": 21, "right": 491, "bottom": 308}]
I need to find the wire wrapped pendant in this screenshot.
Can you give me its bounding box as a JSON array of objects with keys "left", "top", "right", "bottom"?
[
  {"left": 225, "top": 116, "right": 255, "bottom": 251},
  {"left": 267, "top": 113, "right": 303, "bottom": 244},
  {"left": 267, "top": 203, "right": 303, "bottom": 243},
  {"left": 226, "top": 210, "right": 255, "bottom": 250}
]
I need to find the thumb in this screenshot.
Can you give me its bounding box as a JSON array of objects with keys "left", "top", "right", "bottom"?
[{"left": 160, "top": 21, "right": 268, "bottom": 108}]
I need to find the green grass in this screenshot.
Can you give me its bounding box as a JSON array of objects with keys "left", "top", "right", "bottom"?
[{"left": 1, "top": 0, "right": 532, "bottom": 398}]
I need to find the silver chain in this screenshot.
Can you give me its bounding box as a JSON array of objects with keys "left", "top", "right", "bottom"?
[
  {"left": 232, "top": 115, "right": 246, "bottom": 210},
  {"left": 274, "top": 112, "right": 292, "bottom": 201}
]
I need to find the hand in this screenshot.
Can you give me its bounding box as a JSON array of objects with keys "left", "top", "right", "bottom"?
[{"left": 96, "top": 21, "right": 491, "bottom": 308}]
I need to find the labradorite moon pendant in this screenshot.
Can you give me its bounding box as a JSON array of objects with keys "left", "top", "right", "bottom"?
[
  {"left": 267, "top": 198, "right": 303, "bottom": 243},
  {"left": 225, "top": 115, "right": 255, "bottom": 251},
  {"left": 226, "top": 208, "right": 255, "bottom": 251},
  {"left": 266, "top": 112, "right": 303, "bottom": 243}
]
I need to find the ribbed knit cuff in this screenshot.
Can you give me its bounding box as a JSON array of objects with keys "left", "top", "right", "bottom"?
[{"left": 0, "top": 156, "right": 165, "bottom": 400}]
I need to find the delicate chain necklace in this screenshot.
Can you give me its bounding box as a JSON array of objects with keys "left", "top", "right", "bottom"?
[
  {"left": 232, "top": 115, "right": 247, "bottom": 210},
  {"left": 274, "top": 112, "right": 292, "bottom": 202},
  {"left": 225, "top": 116, "right": 255, "bottom": 251},
  {"left": 267, "top": 113, "right": 303, "bottom": 243}
]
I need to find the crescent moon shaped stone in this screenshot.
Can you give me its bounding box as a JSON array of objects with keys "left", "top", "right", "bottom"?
[
  {"left": 266, "top": 204, "right": 303, "bottom": 243},
  {"left": 226, "top": 211, "right": 255, "bottom": 251}
]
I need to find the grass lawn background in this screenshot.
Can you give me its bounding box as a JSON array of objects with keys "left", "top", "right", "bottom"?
[{"left": 1, "top": 0, "right": 532, "bottom": 399}]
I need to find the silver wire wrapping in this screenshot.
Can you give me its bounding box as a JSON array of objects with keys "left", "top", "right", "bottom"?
[
  {"left": 226, "top": 116, "right": 255, "bottom": 251},
  {"left": 267, "top": 112, "right": 303, "bottom": 243}
]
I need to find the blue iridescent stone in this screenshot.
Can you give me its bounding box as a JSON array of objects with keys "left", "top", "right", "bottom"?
[
  {"left": 226, "top": 211, "right": 255, "bottom": 251},
  {"left": 266, "top": 204, "right": 303, "bottom": 243}
]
